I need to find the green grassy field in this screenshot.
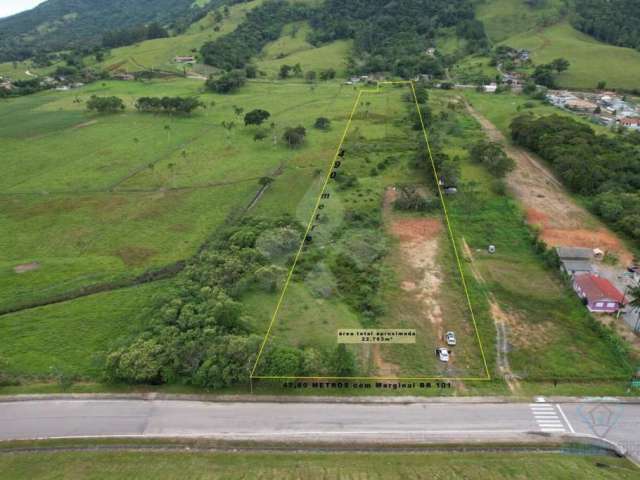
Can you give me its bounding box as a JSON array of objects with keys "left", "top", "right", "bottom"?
[
  {"left": 462, "top": 90, "right": 611, "bottom": 137},
  {"left": 477, "top": 0, "right": 566, "bottom": 44},
  {"left": 0, "top": 77, "right": 358, "bottom": 379},
  {"left": 0, "top": 449, "right": 637, "bottom": 479},
  {"left": 256, "top": 22, "right": 352, "bottom": 79},
  {"left": 0, "top": 281, "right": 173, "bottom": 378}
]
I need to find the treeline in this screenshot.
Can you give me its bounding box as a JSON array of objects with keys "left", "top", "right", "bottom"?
[
  {"left": 200, "top": 0, "right": 308, "bottom": 70},
  {"left": 307, "top": 0, "right": 486, "bottom": 77},
  {"left": 573, "top": 0, "right": 640, "bottom": 51},
  {"left": 105, "top": 216, "right": 356, "bottom": 387},
  {"left": 102, "top": 22, "right": 169, "bottom": 49},
  {"left": 511, "top": 114, "right": 640, "bottom": 243}
]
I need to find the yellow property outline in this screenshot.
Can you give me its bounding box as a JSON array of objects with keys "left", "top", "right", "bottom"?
[{"left": 250, "top": 81, "right": 491, "bottom": 382}]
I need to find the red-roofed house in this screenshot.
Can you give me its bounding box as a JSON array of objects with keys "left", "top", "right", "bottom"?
[{"left": 573, "top": 273, "right": 627, "bottom": 313}]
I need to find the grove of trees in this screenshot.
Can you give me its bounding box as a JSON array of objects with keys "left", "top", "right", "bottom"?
[
  {"left": 86, "top": 95, "right": 125, "bottom": 113},
  {"left": 135, "top": 96, "right": 204, "bottom": 115}
]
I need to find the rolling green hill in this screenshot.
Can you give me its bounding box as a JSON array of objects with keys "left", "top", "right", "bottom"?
[{"left": 0, "top": 0, "right": 207, "bottom": 62}]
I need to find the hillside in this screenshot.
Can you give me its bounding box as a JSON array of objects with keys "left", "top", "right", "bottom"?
[
  {"left": 573, "top": 0, "right": 640, "bottom": 50},
  {"left": 0, "top": 0, "right": 205, "bottom": 62}
]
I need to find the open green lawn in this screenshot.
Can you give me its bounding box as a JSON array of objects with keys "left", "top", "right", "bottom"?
[{"left": 0, "top": 450, "right": 637, "bottom": 479}]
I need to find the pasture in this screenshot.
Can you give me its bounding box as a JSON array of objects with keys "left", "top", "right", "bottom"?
[{"left": 0, "top": 77, "right": 357, "bottom": 379}]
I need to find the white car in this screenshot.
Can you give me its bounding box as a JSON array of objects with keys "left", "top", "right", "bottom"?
[
  {"left": 445, "top": 331, "right": 456, "bottom": 346},
  {"left": 436, "top": 347, "right": 450, "bottom": 363}
]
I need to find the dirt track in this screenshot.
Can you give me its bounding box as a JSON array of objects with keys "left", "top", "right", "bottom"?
[{"left": 466, "top": 103, "right": 633, "bottom": 264}]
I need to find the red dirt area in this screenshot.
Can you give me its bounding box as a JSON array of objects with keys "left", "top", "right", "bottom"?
[
  {"left": 527, "top": 208, "right": 633, "bottom": 264},
  {"left": 389, "top": 218, "right": 442, "bottom": 243},
  {"left": 544, "top": 228, "right": 633, "bottom": 264}
]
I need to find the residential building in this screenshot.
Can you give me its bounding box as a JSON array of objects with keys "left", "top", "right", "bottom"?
[
  {"left": 556, "top": 247, "right": 593, "bottom": 277},
  {"left": 573, "top": 273, "right": 627, "bottom": 313}
]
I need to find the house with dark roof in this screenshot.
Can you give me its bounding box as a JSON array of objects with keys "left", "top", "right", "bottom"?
[
  {"left": 573, "top": 273, "right": 627, "bottom": 313},
  {"left": 556, "top": 247, "right": 593, "bottom": 277}
]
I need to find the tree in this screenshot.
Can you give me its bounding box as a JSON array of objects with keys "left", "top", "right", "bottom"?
[
  {"left": 305, "top": 70, "right": 317, "bottom": 82},
  {"left": 244, "top": 109, "right": 271, "bottom": 126},
  {"left": 205, "top": 71, "right": 246, "bottom": 94},
  {"left": 597, "top": 80, "right": 607, "bottom": 90},
  {"left": 283, "top": 126, "right": 306, "bottom": 148},
  {"left": 319, "top": 68, "right": 336, "bottom": 81},
  {"left": 279, "top": 64, "right": 293, "bottom": 79},
  {"left": 314, "top": 117, "right": 331, "bottom": 130},
  {"left": 550, "top": 57, "right": 570, "bottom": 73},
  {"left": 328, "top": 344, "right": 356, "bottom": 377},
  {"left": 86, "top": 95, "right": 125, "bottom": 113},
  {"left": 469, "top": 140, "right": 515, "bottom": 177}
]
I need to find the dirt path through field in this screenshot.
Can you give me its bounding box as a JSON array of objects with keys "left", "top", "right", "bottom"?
[{"left": 465, "top": 102, "right": 633, "bottom": 264}]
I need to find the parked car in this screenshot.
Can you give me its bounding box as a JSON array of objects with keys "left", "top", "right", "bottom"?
[
  {"left": 435, "top": 347, "right": 450, "bottom": 363},
  {"left": 445, "top": 331, "right": 456, "bottom": 346}
]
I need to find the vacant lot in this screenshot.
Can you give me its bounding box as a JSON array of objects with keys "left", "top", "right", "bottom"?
[
  {"left": 252, "top": 84, "right": 489, "bottom": 380},
  {"left": 0, "top": 449, "right": 637, "bottom": 480}
]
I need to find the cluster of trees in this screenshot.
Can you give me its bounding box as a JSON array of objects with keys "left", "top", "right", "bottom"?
[
  {"left": 531, "top": 58, "right": 570, "bottom": 88},
  {"left": 135, "top": 96, "right": 204, "bottom": 115},
  {"left": 283, "top": 126, "right": 307, "bottom": 148},
  {"left": 200, "top": 0, "right": 308, "bottom": 70},
  {"left": 86, "top": 95, "right": 126, "bottom": 113},
  {"left": 205, "top": 71, "right": 247, "bottom": 94},
  {"left": 307, "top": 0, "right": 485, "bottom": 77},
  {"left": 510, "top": 114, "right": 640, "bottom": 243},
  {"left": 105, "top": 216, "right": 356, "bottom": 387},
  {"left": 573, "top": 0, "right": 640, "bottom": 51},
  {"left": 468, "top": 140, "right": 515, "bottom": 178},
  {"left": 102, "top": 22, "right": 169, "bottom": 49}
]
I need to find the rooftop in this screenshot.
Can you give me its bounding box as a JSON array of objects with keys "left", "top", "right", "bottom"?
[{"left": 574, "top": 273, "right": 626, "bottom": 304}]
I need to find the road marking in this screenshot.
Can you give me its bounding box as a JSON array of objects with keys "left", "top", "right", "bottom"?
[
  {"left": 556, "top": 404, "right": 576, "bottom": 434},
  {"left": 529, "top": 403, "right": 567, "bottom": 433}
]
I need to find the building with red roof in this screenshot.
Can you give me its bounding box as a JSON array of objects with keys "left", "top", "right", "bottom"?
[{"left": 573, "top": 273, "right": 627, "bottom": 313}]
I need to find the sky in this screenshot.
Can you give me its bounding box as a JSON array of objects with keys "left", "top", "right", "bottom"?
[{"left": 0, "top": 0, "right": 45, "bottom": 18}]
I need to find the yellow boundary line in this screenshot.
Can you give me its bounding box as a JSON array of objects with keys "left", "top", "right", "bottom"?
[{"left": 251, "top": 81, "right": 491, "bottom": 382}]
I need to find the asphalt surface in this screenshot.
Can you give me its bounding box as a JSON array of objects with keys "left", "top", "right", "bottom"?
[{"left": 0, "top": 399, "right": 638, "bottom": 460}]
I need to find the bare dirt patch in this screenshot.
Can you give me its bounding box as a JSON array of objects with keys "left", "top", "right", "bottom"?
[
  {"left": 466, "top": 103, "right": 634, "bottom": 265},
  {"left": 13, "top": 262, "right": 41, "bottom": 274},
  {"left": 72, "top": 120, "right": 98, "bottom": 130}
]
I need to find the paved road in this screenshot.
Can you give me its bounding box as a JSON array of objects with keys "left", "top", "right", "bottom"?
[{"left": 0, "top": 399, "right": 638, "bottom": 459}]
